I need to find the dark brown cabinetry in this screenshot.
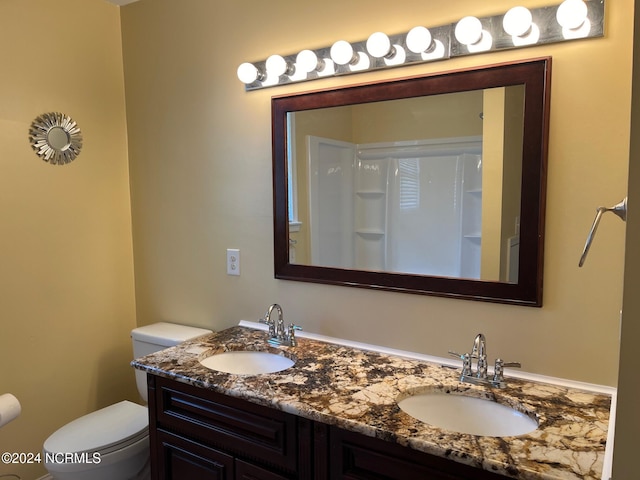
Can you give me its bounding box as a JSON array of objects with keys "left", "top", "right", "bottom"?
[
  {"left": 148, "top": 375, "right": 309, "bottom": 479},
  {"left": 328, "top": 426, "right": 509, "bottom": 480},
  {"left": 148, "top": 375, "right": 509, "bottom": 480}
]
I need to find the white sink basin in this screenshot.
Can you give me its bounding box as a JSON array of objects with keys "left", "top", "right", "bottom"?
[
  {"left": 199, "top": 351, "right": 295, "bottom": 375},
  {"left": 398, "top": 392, "right": 538, "bottom": 437}
]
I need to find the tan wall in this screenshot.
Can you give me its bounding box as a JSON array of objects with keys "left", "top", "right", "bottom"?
[
  {"left": 482, "top": 87, "right": 507, "bottom": 281},
  {"left": 0, "top": 1, "right": 136, "bottom": 478},
  {"left": 501, "top": 86, "right": 525, "bottom": 280},
  {"left": 352, "top": 91, "right": 483, "bottom": 143},
  {"left": 481, "top": 86, "right": 525, "bottom": 282},
  {"left": 122, "top": 0, "right": 631, "bottom": 390}
]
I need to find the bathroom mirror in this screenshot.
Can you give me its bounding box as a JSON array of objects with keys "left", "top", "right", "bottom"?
[{"left": 272, "top": 58, "right": 550, "bottom": 306}]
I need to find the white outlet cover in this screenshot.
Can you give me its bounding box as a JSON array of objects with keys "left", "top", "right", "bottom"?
[{"left": 227, "top": 249, "right": 240, "bottom": 276}]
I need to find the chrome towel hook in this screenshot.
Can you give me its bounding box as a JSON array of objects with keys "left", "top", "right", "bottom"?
[{"left": 579, "top": 197, "right": 627, "bottom": 267}]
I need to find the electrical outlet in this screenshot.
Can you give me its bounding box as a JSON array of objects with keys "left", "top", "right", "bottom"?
[{"left": 226, "top": 248, "right": 240, "bottom": 276}]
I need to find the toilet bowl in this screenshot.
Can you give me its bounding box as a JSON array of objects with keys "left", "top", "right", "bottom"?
[
  {"left": 43, "top": 401, "right": 149, "bottom": 480},
  {"left": 43, "top": 322, "right": 212, "bottom": 480}
]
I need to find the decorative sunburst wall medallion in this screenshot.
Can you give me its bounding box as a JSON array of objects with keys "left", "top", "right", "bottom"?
[{"left": 28, "top": 112, "right": 83, "bottom": 165}]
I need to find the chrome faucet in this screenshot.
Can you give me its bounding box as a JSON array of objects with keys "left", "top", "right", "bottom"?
[
  {"left": 449, "top": 333, "right": 520, "bottom": 388},
  {"left": 259, "top": 304, "right": 302, "bottom": 346},
  {"left": 471, "top": 333, "right": 487, "bottom": 380},
  {"left": 259, "top": 303, "right": 280, "bottom": 338}
]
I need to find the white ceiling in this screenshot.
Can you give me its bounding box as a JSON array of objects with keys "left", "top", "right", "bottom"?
[{"left": 104, "top": 0, "right": 140, "bottom": 5}]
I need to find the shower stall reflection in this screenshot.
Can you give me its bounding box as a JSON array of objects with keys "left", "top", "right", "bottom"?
[{"left": 300, "top": 136, "right": 500, "bottom": 280}]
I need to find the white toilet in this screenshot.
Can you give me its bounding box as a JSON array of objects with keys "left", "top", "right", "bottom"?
[{"left": 43, "top": 322, "right": 212, "bottom": 480}]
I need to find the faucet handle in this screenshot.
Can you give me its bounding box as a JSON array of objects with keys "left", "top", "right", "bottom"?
[
  {"left": 448, "top": 351, "right": 472, "bottom": 376},
  {"left": 494, "top": 358, "right": 521, "bottom": 369},
  {"left": 259, "top": 316, "right": 276, "bottom": 337},
  {"left": 287, "top": 324, "right": 302, "bottom": 346},
  {"left": 501, "top": 361, "right": 522, "bottom": 368},
  {"left": 492, "top": 358, "right": 521, "bottom": 386}
]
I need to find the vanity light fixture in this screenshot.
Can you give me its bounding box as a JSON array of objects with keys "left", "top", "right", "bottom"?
[
  {"left": 454, "top": 16, "right": 483, "bottom": 46},
  {"left": 503, "top": 6, "right": 540, "bottom": 46},
  {"left": 366, "top": 32, "right": 407, "bottom": 66},
  {"left": 557, "top": 0, "right": 591, "bottom": 39},
  {"left": 503, "top": 7, "right": 533, "bottom": 37},
  {"left": 265, "top": 54, "right": 295, "bottom": 78},
  {"left": 406, "top": 26, "right": 434, "bottom": 54},
  {"left": 296, "top": 50, "right": 335, "bottom": 77},
  {"left": 318, "top": 59, "right": 336, "bottom": 77},
  {"left": 237, "top": 0, "right": 605, "bottom": 90},
  {"left": 330, "top": 40, "right": 370, "bottom": 71},
  {"left": 406, "top": 26, "right": 447, "bottom": 61},
  {"left": 330, "top": 40, "right": 357, "bottom": 65},
  {"left": 455, "top": 16, "right": 493, "bottom": 53},
  {"left": 556, "top": 0, "right": 588, "bottom": 29},
  {"left": 296, "top": 50, "right": 321, "bottom": 74},
  {"left": 236, "top": 62, "right": 265, "bottom": 84},
  {"left": 366, "top": 32, "right": 394, "bottom": 58}
]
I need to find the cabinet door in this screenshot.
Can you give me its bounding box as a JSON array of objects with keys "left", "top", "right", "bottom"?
[
  {"left": 236, "top": 459, "right": 292, "bottom": 480},
  {"left": 328, "top": 426, "right": 509, "bottom": 480},
  {"left": 155, "top": 429, "right": 234, "bottom": 480}
]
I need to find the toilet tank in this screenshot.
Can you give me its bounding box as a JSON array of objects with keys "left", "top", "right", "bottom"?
[{"left": 131, "top": 322, "right": 212, "bottom": 401}]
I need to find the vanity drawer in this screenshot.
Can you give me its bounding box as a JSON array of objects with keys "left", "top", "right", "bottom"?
[{"left": 152, "top": 376, "right": 298, "bottom": 473}]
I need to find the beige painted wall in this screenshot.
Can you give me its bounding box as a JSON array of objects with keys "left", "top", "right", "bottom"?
[
  {"left": 122, "top": 0, "right": 632, "bottom": 388},
  {"left": 0, "top": 1, "right": 136, "bottom": 478},
  {"left": 352, "top": 91, "right": 483, "bottom": 142},
  {"left": 481, "top": 86, "right": 525, "bottom": 282}
]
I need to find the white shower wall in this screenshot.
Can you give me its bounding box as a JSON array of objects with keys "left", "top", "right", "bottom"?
[
  {"left": 308, "top": 136, "right": 482, "bottom": 279},
  {"left": 307, "top": 136, "right": 355, "bottom": 268}
]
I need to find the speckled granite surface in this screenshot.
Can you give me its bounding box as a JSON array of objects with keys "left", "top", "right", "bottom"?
[{"left": 131, "top": 326, "right": 611, "bottom": 480}]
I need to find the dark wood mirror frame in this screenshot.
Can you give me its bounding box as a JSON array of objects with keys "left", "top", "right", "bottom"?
[{"left": 272, "top": 58, "right": 550, "bottom": 306}]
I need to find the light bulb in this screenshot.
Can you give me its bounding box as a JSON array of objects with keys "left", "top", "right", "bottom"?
[
  {"left": 561, "top": 18, "right": 591, "bottom": 39},
  {"left": 385, "top": 45, "right": 406, "bottom": 66},
  {"left": 236, "top": 62, "right": 262, "bottom": 84},
  {"left": 512, "top": 23, "right": 540, "bottom": 46},
  {"left": 406, "top": 26, "right": 434, "bottom": 54},
  {"left": 366, "top": 32, "right": 393, "bottom": 58},
  {"left": 421, "top": 39, "right": 446, "bottom": 60},
  {"left": 265, "top": 54, "right": 292, "bottom": 77},
  {"left": 556, "top": 0, "right": 588, "bottom": 30},
  {"left": 455, "top": 16, "right": 483, "bottom": 46},
  {"left": 330, "top": 40, "right": 356, "bottom": 65},
  {"left": 317, "top": 58, "right": 335, "bottom": 77},
  {"left": 503, "top": 6, "right": 533, "bottom": 37},
  {"left": 296, "top": 50, "right": 320, "bottom": 74},
  {"left": 468, "top": 31, "right": 493, "bottom": 53},
  {"left": 349, "top": 52, "right": 371, "bottom": 71}
]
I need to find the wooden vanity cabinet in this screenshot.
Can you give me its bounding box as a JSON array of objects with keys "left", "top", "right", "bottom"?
[
  {"left": 325, "top": 425, "right": 510, "bottom": 480},
  {"left": 148, "top": 375, "right": 310, "bottom": 479},
  {"left": 148, "top": 375, "right": 509, "bottom": 480}
]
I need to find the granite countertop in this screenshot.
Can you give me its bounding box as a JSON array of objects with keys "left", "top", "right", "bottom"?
[{"left": 131, "top": 326, "right": 611, "bottom": 480}]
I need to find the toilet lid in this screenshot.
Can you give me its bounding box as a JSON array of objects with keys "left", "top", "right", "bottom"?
[{"left": 44, "top": 401, "right": 148, "bottom": 455}]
